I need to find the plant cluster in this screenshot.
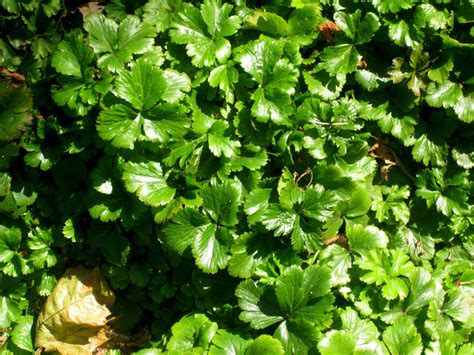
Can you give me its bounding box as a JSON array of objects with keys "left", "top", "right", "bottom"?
[{"left": 0, "top": 0, "right": 473, "bottom": 354}]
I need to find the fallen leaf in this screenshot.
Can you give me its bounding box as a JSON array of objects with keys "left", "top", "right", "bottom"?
[
  {"left": 35, "top": 267, "right": 115, "bottom": 355},
  {"left": 318, "top": 21, "right": 340, "bottom": 43},
  {"left": 78, "top": 2, "right": 105, "bottom": 19}
]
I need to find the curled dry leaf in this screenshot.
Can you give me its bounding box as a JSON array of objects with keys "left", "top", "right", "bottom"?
[
  {"left": 318, "top": 21, "right": 340, "bottom": 43},
  {"left": 35, "top": 267, "right": 115, "bottom": 355},
  {"left": 78, "top": 2, "right": 105, "bottom": 19}
]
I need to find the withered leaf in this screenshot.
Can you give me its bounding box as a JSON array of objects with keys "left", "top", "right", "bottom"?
[{"left": 35, "top": 267, "right": 115, "bottom": 355}]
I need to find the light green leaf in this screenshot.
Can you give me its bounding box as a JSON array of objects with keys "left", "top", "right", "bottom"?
[
  {"left": 425, "top": 81, "right": 463, "bottom": 109},
  {"left": 318, "top": 331, "right": 356, "bottom": 355},
  {"left": 406, "top": 268, "right": 436, "bottom": 312},
  {"left": 208, "top": 121, "right": 241, "bottom": 158},
  {"left": 346, "top": 221, "right": 388, "bottom": 253},
  {"left": 334, "top": 10, "right": 380, "bottom": 44},
  {"left": 236, "top": 280, "right": 284, "bottom": 329},
  {"left": 0, "top": 296, "right": 21, "bottom": 328},
  {"left": 96, "top": 105, "right": 142, "bottom": 149},
  {"left": 388, "top": 20, "right": 421, "bottom": 48},
  {"left": 192, "top": 224, "right": 229, "bottom": 273},
  {"left": 382, "top": 318, "right": 423, "bottom": 355},
  {"left": 275, "top": 265, "right": 331, "bottom": 315},
  {"left": 114, "top": 60, "right": 167, "bottom": 110},
  {"left": 261, "top": 204, "right": 297, "bottom": 236},
  {"left": 84, "top": 14, "right": 155, "bottom": 72},
  {"left": 319, "top": 245, "right": 352, "bottom": 286},
  {"left": 52, "top": 29, "right": 94, "bottom": 78},
  {"left": 209, "top": 330, "right": 251, "bottom": 355},
  {"left": 237, "top": 38, "right": 298, "bottom": 123},
  {"left": 320, "top": 44, "right": 361, "bottom": 76},
  {"left": 372, "top": 0, "right": 416, "bottom": 14},
  {"left": 143, "top": 0, "right": 183, "bottom": 32},
  {"left": 412, "top": 133, "right": 448, "bottom": 166},
  {"left": 11, "top": 315, "right": 34, "bottom": 352},
  {"left": 170, "top": 0, "right": 241, "bottom": 67},
  {"left": 208, "top": 64, "right": 239, "bottom": 103},
  {"left": 274, "top": 320, "right": 320, "bottom": 354},
  {"left": 246, "top": 335, "right": 284, "bottom": 355},
  {"left": 414, "top": 4, "right": 450, "bottom": 30},
  {"left": 122, "top": 161, "right": 175, "bottom": 207},
  {"left": 167, "top": 314, "right": 218, "bottom": 352}
]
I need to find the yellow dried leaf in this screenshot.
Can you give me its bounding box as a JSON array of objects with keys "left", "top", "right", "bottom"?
[{"left": 35, "top": 267, "right": 115, "bottom": 354}]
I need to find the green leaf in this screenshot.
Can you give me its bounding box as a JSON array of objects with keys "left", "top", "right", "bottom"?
[
  {"left": 318, "top": 331, "right": 356, "bottom": 355},
  {"left": 162, "top": 208, "right": 208, "bottom": 254},
  {"left": 209, "top": 330, "right": 251, "bottom": 355},
  {"left": 51, "top": 29, "right": 93, "bottom": 79},
  {"left": 167, "top": 313, "right": 218, "bottom": 352},
  {"left": 388, "top": 20, "right": 421, "bottom": 48},
  {"left": 319, "top": 44, "right": 361, "bottom": 76},
  {"left": 170, "top": 0, "right": 241, "bottom": 67},
  {"left": 382, "top": 318, "right": 423, "bottom": 355},
  {"left": 162, "top": 206, "right": 231, "bottom": 273},
  {"left": 319, "top": 245, "right": 352, "bottom": 286},
  {"left": 425, "top": 81, "right": 463, "bottom": 109},
  {"left": 299, "top": 186, "right": 337, "bottom": 222},
  {"left": 208, "top": 64, "right": 239, "bottom": 103},
  {"left": 334, "top": 10, "right": 380, "bottom": 44},
  {"left": 245, "top": 10, "right": 288, "bottom": 37},
  {"left": 143, "top": 0, "right": 183, "bottom": 33},
  {"left": 0, "top": 82, "right": 32, "bottom": 141},
  {"left": 237, "top": 38, "right": 298, "bottom": 124},
  {"left": 412, "top": 133, "right": 448, "bottom": 166},
  {"left": 303, "top": 68, "right": 346, "bottom": 101},
  {"left": 114, "top": 60, "right": 167, "bottom": 110},
  {"left": 0, "top": 223, "right": 21, "bottom": 264},
  {"left": 192, "top": 223, "right": 229, "bottom": 274},
  {"left": 372, "top": 0, "right": 416, "bottom": 14},
  {"left": 357, "top": 249, "right": 414, "bottom": 300},
  {"left": 246, "top": 335, "right": 284, "bottom": 355},
  {"left": 122, "top": 161, "right": 175, "bottom": 207},
  {"left": 96, "top": 105, "right": 141, "bottom": 149},
  {"left": 84, "top": 14, "right": 155, "bottom": 72},
  {"left": 27, "top": 227, "right": 57, "bottom": 268},
  {"left": 11, "top": 315, "right": 34, "bottom": 352},
  {"left": 261, "top": 204, "right": 297, "bottom": 236},
  {"left": 414, "top": 4, "right": 450, "bottom": 30},
  {"left": 346, "top": 221, "right": 388, "bottom": 253},
  {"left": 0, "top": 296, "right": 21, "bottom": 328},
  {"left": 406, "top": 268, "right": 436, "bottom": 312},
  {"left": 275, "top": 265, "right": 331, "bottom": 314},
  {"left": 201, "top": 182, "right": 240, "bottom": 226},
  {"left": 236, "top": 280, "right": 284, "bottom": 329},
  {"left": 228, "top": 233, "right": 273, "bottom": 278},
  {"left": 236, "top": 265, "right": 334, "bottom": 339},
  {"left": 208, "top": 121, "right": 241, "bottom": 158},
  {"left": 274, "top": 320, "right": 320, "bottom": 354},
  {"left": 372, "top": 185, "right": 410, "bottom": 225},
  {"left": 1, "top": 0, "right": 20, "bottom": 14},
  {"left": 416, "top": 168, "right": 468, "bottom": 217}
]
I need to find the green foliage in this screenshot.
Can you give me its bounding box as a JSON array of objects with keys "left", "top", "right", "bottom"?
[{"left": 0, "top": 0, "right": 472, "bottom": 353}]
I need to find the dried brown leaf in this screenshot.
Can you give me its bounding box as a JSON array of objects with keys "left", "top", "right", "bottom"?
[{"left": 35, "top": 267, "right": 115, "bottom": 355}]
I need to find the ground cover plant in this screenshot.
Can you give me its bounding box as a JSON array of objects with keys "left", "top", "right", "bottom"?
[{"left": 0, "top": 0, "right": 473, "bottom": 353}]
